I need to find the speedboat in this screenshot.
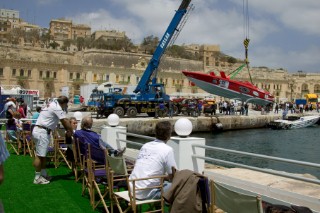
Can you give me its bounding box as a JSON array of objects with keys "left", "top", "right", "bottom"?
[
  {"left": 182, "top": 70, "right": 274, "bottom": 105},
  {"left": 268, "top": 115, "right": 320, "bottom": 130}
]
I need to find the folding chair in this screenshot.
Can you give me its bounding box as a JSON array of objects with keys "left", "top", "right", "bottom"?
[
  {"left": 106, "top": 154, "right": 166, "bottom": 213},
  {"left": 53, "top": 129, "right": 71, "bottom": 169},
  {"left": 86, "top": 143, "right": 110, "bottom": 212},
  {"left": 5, "top": 123, "right": 21, "bottom": 155},
  {"left": 21, "top": 123, "right": 34, "bottom": 157},
  {"left": 72, "top": 137, "right": 84, "bottom": 182},
  {"left": 83, "top": 143, "right": 109, "bottom": 212},
  {"left": 210, "top": 180, "right": 263, "bottom": 213},
  {"left": 77, "top": 138, "right": 92, "bottom": 200}
]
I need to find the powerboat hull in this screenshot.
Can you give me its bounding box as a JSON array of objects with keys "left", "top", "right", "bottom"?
[{"left": 182, "top": 71, "right": 274, "bottom": 105}]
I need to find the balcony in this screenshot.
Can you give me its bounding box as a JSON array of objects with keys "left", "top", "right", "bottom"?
[
  {"left": 118, "top": 81, "right": 130, "bottom": 85},
  {"left": 42, "top": 77, "right": 54, "bottom": 81},
  {"left": 72, "top": 79, "right": 84, "bottom": 84}
]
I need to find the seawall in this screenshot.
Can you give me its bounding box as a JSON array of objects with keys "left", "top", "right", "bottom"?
[{"left": 92, "top": 114, "right": 282, "bottom": 135}]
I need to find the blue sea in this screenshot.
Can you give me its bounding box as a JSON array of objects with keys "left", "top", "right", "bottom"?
[{"left": 192, "top": 126, "right": 320, "bottom": 178}]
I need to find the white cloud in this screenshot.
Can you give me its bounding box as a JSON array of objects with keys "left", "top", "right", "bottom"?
[
  {"left": 67, "top": 0, "right": 320, "bottom": 73},
  {"left": 243, "top": 0, "right": 320, "bottom": 36},
  {"left": 251, "top": 45, "right": 320, "bottom": 72}
]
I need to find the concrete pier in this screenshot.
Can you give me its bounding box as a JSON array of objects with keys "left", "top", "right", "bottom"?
[{"left": 92, "top": 114, "right": 282, "bottom": 135}]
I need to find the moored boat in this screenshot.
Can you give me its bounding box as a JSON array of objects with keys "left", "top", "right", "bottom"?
[{"left": 268, "top": 115, "right": 320, "bottom": 130}]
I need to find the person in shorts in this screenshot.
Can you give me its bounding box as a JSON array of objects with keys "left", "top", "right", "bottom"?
[{"left": 32, "top": 96, "right": 73, "bottom": 184}]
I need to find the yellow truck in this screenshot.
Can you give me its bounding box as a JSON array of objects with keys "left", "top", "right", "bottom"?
[{"left": 304, "top": 93, "right": 318, "bottom": 108}]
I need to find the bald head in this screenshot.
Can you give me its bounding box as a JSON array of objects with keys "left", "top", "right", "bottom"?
[{"left": 81, "top": 116, "right": 93, "bottom": 130}]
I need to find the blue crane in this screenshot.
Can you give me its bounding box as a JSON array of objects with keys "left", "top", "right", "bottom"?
[
  {"left": 99, "top": 0, "right": 193, "bottom": 118},
  {"left": 133, "top": 0, "right": 192, "bottom": 101}
]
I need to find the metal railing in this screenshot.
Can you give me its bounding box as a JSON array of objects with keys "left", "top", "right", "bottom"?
[
  {"left": 193, "top": 144, "right": 320, "bottom": 185},
  {"left": 111, "top": 130, "right": 320, "bottom": 185},
  {"left": 116, "top": 131, "right": 155, "bottom": 148}
]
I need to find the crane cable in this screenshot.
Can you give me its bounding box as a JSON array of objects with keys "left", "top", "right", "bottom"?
[{"left": 243, "top": 0, "right": 253, "bottom": 84}]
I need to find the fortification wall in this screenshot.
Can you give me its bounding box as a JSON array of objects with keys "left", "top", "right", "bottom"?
[{"left": 0, "top": 45, "right": 203, "bottom": 71}]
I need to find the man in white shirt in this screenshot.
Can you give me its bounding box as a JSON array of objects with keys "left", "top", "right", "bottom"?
[
  {"left": 3, "top": 98, "right": 16, "bottom": 111},
  {"left": 32, "top": 96, "right": 74, "bottom": 184},
  {"left": 129, "top": 121, "right": 176, "bottom": 200}
]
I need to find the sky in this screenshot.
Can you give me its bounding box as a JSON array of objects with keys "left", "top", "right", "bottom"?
[{"left": 2, "top": 0, "right": 320, "bottom": 73}]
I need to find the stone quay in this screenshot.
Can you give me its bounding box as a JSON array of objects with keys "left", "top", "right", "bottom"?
[{"left": 91, "top": 113, "right": 282, "bottom": 135}]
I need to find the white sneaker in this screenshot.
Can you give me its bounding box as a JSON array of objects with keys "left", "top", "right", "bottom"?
[{"left": 33, "top": 176, "right": 50, "bottom": 184}]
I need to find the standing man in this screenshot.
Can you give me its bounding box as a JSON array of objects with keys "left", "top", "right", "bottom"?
[
  {"left": 32, "top": 96, "right": 73, "bottom": 184},
  {"left": 129, "top": 121, "right": 176, "bottom": 200},
  {"left": 244, "top": 102, "right": 249, "bottom": 116},
  {"left": 274, "top": 103, "right": 279, "bottom": 114}
]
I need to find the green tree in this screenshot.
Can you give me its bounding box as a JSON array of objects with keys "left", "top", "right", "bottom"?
[
  {"left": 166, "top": 45, "right": 197, "bottom": 60},
  {"left": 227, "top": 56, "right": 237, "bottom": 64},
  {"left": 118, "top": 35, "right": 135, "bottom": 52},
  {"left": 141, "top": 35, "right": 159, "bottom": 54},
  {"left": 9, "top": 28, "right": 25, "bottom": 45},
  {"left": 92, "top": 37, "right": 108, "bottom": 49},
  {"left": 40, "top": 31, "right": 52, "bottom": 48},
  {"left": 76, "top": 37, "right": 85, "bottom": 51},
  {"left": 62, "top": 39, "right": 73, "bottom": 51},
  {"left": 83, "top": 37, "right": 93, "bottom": 49},
  {"left": 49, "top": 41, "right": 60, "bottom": 49},
  {"left": 25, "top": 29, "right": 40, "bottom": 46}
]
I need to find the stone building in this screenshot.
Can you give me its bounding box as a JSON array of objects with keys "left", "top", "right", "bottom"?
[
  {"left": 49, "top": 19, "right": 73, "bottom": 41},
  {"left": 0, "top": 20, "right": 12, "bottom": 43},
  {"left": 91, "top": 30, "right": 126, "bottom": 41},
  {"left": 0, "top": 8, "right": 19, "bottom": 21},
  {"left": 0, "top": 44, "right": 319, "bottom": 103},
  {"left": 71, "top": 24, "right": 91, "bottom": 40}
]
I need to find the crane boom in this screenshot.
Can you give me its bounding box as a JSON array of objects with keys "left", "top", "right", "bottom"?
[{"left": 133, "top": 0, "right": 192, "bottom": 94}]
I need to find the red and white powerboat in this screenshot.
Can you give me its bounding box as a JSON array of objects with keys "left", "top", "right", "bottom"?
[{"left": 182, "top": 70, "right": 274, "bottom": 105}]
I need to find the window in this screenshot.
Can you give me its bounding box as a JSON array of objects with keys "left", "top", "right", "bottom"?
[
  {"left": 53, "top": 72, "right": 57, "bottom": 79},
  {"left": 76, "top": 73, "right": 80, "bottom": 79},
  {"left": 116, "top": 75, "right": 119, "bottom": 83},
  {"left": 69, "top": 73, "right": 73, "bottom": 80},
  {"left": 93, "top": 74, "right": 97, "bottom": 82},
  {"left": 46, "top": 71, "right": 50, "bottom": 78},
  {"left": 39, "top": 71, "right": 43, "bottom": 78},
  {"left": 0, "top": 68, "right": 3, "bottom": 76},
  {"left": 12, "top": 68, "right": 16, "bottom": 76},
  {"left": 28, "top": 70, "right": 31, "bottom": 78},
  {"left": 106, "top": 75, "right": 109, "bottom": 82},
  {"left": 127, "top": 76, "right": 130, "bottom": 82}
]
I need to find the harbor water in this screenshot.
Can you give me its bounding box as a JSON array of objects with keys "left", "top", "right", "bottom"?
[{"left": 192, "top": 126, "right": 320, "bottom": 179}]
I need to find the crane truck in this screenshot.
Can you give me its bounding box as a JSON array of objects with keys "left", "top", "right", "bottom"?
[{"left": 97, "top": 0, "right": 193, "bottom": 118}]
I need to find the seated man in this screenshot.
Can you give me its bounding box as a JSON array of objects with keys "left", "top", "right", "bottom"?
[
  {"left": 129, "top": 121, "right": 176, "bottom": 200},
  {"left": 74, "top": 116, "right": 125, "bottom": 156},
  {"left": 65, "top": 117, "right": 78, "bottom": 163}
]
